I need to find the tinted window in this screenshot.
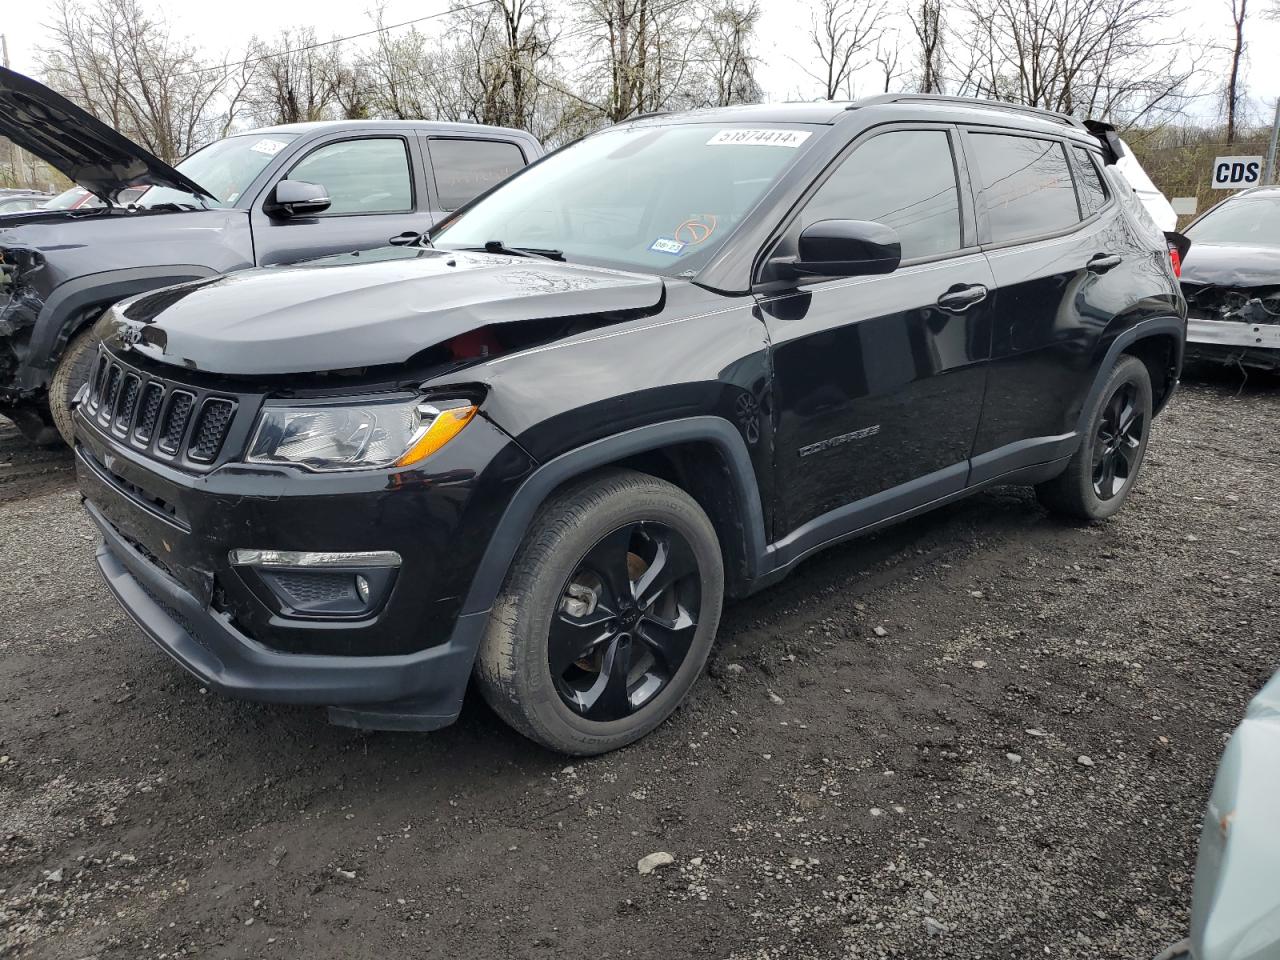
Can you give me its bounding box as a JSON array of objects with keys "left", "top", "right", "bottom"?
[
  {"left": 970, "top": 134, "right": 1079, "bottom": 243},
  {"left": 429, "top": 139, "right": 526, "bottom": 211},
  {"left": 801, "top": 129, "right": 962, "bottom": 259},
  {"left": 288, "top": 138, "right": 412, "bottom": 215},
  {"left": 1073, "top": 147, "right": 1108, "bottom": 215}
]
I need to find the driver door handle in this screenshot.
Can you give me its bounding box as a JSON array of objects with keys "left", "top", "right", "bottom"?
[
  {"left": 1088, "top": 253, "right": 1122, "bottom": 274},
  {"left": 936, "top": 283, "right": 989, "bottom": 312},
  {"left": 389, "top": 231, "right": 421, "bottom": 246}
]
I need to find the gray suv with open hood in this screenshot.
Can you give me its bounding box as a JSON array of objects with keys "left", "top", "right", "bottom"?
[{"left": 0, "top": 66, "right": 541, "bottom": 444}]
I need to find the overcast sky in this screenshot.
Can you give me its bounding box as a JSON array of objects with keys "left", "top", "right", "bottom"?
[{"left": 3, "top": 0, "right": 1278, "bottom": 125}]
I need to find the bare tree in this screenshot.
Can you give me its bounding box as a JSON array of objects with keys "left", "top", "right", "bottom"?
[
  {"left": 907, "top": 0, "right": 945, "bottom": 93},
  {"left": 800, "top": 0, "right": 885, "bottom": 100},
  {"left": 243, "top": 29, "right": 342, "bottom": 125},
  {"left": 873, "top": 34, "right": 902, "bottom": 93},
  {"left": 951, "top": 0, "right": 1206, "bottom": 127},
  {"left": 448, "top": 0, "right": 556, "bottom": 131},
  {"left": 38, "top": 0, "right": 237, "bottom": 161},
  {"left": 700, "top": 0, "right": 763, "bottom": 107},
  {"left": 1225, "top": 0, "right": 1248, "bottom": 143}
]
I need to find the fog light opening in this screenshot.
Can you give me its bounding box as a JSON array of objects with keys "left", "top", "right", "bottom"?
[{"left": 356, "top": 574, "right": 371, "bottom": 603}]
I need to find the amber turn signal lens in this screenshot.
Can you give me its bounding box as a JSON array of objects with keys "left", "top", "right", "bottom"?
[{"left": 395, "top": 404, "right": 477, "bottom": 466}]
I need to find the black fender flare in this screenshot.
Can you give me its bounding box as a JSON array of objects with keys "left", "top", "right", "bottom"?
[
  {"left": 25, "top": 265, "right": 219, "bottom": 388},
  {"left": 1075, "top": 315, "right": 1186, "bottom": 435},
  {"left": 458, "top": 416, "right": 769, "bottom": 618}
]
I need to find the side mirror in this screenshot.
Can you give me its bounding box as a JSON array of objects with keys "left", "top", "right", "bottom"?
[
  {"left": 266, "top": 180, "right": 331, "bottom": 218},
  {"left": 792, "top": 219, "right": 902, "bottom": 279}
]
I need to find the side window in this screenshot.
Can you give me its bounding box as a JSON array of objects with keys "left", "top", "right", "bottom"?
[
  {"left": 287, "top": 138, "right": 412, "bottom": 215},
  {"left": 1072, "top": 146, "right": 1109, "bottom": 215},
  {"left": 428, "top": 139, "right": 527, "bottom": 211},
  {"left": 800, "top": 129, "right": 963, "bottom": 260},
  {"left": 969, "top": 133, "right": 1079, "bottom": 243}
]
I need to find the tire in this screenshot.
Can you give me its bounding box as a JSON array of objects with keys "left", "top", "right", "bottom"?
[
  {"left": 49, "top": 325, "right": 101, "bottom": 446},
  {"left": 475, "top": 469, "right": 725, "bottom": 755},
  {"left": 1036, "top": 354, "right": 1153, "bottom": 522}
]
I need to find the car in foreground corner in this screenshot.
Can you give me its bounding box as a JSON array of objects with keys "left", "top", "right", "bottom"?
[
  {"left": 1155, "top": 669, "right": 1280, "bottom": 960},
  {"left": 75, "top": 95, "right": 1186, "bottom": 754},
  {"left": 1179, "top": 186, "right": 1280, "bottom": 374}
]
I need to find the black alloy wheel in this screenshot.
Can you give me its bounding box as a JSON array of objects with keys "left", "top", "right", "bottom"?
[
  {"left": 549, "top": 521, "right": 702, "bottom": 721},
  {"left": 1092, "top": 381, "right": 1145, "bottom": 500}
]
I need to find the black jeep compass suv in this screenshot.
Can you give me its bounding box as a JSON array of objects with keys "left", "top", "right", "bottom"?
[{"left": 74, "top": 96, "right": 1186, "bottom": 754}]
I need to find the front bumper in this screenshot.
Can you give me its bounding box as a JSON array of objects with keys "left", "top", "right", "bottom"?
[
  {"left": 89, "top": 499, "right": 487, "bottom": 729},
  {"left": 1186, "top": 318, "right": 1280, "bottom": 350}
]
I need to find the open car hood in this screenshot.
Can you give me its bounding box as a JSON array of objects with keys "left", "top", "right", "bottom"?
[{"left": 0, "top": 67, "right": 215, "bottom": 203}]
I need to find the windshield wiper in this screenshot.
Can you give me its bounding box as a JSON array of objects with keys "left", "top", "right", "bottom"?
[{"left": 469, "top": 240, "right": 566, "bottom": 262}]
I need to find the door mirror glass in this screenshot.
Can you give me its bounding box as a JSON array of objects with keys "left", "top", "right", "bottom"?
[
  {"left": 792, "top": 219, "right": 901, "bottom": 278},
  {"left": 267, "top": 180, "right": 331, "bottom": 218}
]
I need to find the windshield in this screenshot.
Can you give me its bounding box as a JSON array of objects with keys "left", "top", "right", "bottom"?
[
  {"left": 1187, "top": 197, "right": 1280, "bottom": 246},
  {"left": 433, "top": 123, "right": 818, "bottom": 275},
  {"left": 139, "top": 133, "right": 298, "bottom": 208}
]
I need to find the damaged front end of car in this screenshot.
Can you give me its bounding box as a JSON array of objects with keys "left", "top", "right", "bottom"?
[
  {"left": 0, "top": 242, "right": 58, "bottom": 439},
  {"left": 1182, "top": 281, "right": 1280, "bottom": 373}
]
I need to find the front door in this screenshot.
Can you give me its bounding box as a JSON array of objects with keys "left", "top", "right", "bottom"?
[
  {"left": 251, "top": 134, "right": 433, "bottom": 266},
  {"left": 759, "top": 126, "right": 994, "bottom": 551}
]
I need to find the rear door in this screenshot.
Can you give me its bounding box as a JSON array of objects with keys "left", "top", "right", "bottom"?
[
  {"left": 251, "top": 132, "right": 433, "bottom": 266},
  {"left": 760, "top": 124, "right": 995, "bottom": 545},
  {"left": 964, "top": 130, "right": 1139, "bottom": 481},
  {"left": 423, "top": 137, "right": 530, "bottom": 222}
]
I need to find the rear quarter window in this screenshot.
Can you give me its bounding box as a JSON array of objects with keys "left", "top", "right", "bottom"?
[
  {"left": 1072, "top": 147, "right": 1109, "bottom": 215},
  {"left": 969, "top": 133, "right": 1080, "bottom": 243},
  {"left": 428, "top": 138, "right": 527, "bottom": 211}
]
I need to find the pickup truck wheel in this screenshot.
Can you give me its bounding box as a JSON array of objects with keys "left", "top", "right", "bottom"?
[
  {"left": 1036, "top": 354, "right": 1153, "bottom": 522},
  {"left": 475, "top": 469, "right": 724, "bottom": 755},
  {"left": 49, "top": 325, "right": 101, "bottom": 446}
]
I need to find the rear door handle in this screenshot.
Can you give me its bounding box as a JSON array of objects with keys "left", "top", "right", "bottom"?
[
  {"left": 1088, "top": 253, "right": 1122, "bottom": 274},
  {"left": 936, "top": 283, "right": 989, "bottom": 312}
]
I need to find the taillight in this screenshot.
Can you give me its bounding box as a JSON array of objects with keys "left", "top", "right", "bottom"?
[{"left": 1168, "top": 242, "right": 1182, "bottom": 277}]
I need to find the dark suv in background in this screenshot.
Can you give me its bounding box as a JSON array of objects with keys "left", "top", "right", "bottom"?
[
  {"left": 75, "top": 95, "right": 1185, "bottom": 754},
  {"left": 0, "top": 66, "right": 541, "bottom": 444}
]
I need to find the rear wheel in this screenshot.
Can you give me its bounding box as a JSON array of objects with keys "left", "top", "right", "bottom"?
[
  {"left": 475, "top": 469, "right": 724, "bottom": 755},
  {"left": 1036, "top": 354, "right": 1153, "bottom": 522},
  {"left": 49, "top": 325, "right": 101, "bottom": 446}
]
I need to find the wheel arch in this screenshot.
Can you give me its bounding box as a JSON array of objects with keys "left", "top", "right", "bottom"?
[
  {"left": 459, "top": 417, "right": 769, "bottom": 618},
  {"left": 1077, "top": 316, "right": 1185, "bottom": 436},
  {"left": 30, "top": 265, "right": 219, "bottom": 385}
]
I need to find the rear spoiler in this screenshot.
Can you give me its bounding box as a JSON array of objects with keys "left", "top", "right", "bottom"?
[{"left": 1083, "top": 119, "right": 1125, "bottom": 165}]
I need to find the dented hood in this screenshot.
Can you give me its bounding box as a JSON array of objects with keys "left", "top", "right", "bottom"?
[
  {"left": 1180, "top": 242, "right": 1280, "bottom": 289},
  {"left": 0, "top": 67, "right": 215, "bottom": 203},
  {"left": 112, "top": 246, "right": 665, "bottom": 375}
]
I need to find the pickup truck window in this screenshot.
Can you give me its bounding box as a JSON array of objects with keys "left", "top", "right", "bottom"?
[
  {"left": 288, "top": 138, "right": 414, "bottom": 215},
  {"left": 142, "top": 132, "right": 299, "bottom": 208},
  {"left": 428, "top": 138, "right": 526, "bottom": 211},
  {"left": 433, "top": 123, "right": 815, "bottom": 275}
]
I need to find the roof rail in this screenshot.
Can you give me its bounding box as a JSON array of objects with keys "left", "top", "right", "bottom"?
[{"left": 849, "top": 93, "right": 1086, "bottom": 130}]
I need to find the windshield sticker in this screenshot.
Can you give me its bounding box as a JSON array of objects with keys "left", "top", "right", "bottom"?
[
  {"left": 674, "top": 214, "right": 718, "bottom": 245},
  {"left": 649, "top": 237, "right": 686, "bottom": 256},
  {"left": 249, "top": 138, "right": 289, "bottom": 156},
  {"left": 706, "top": 129, "right": 811, "bottom": 148}
]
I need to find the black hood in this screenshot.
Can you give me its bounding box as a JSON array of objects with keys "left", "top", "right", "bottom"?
[
  {"left": 0, "top": 67, "right": 215, "bottom": 203},
  {"left": 109, "top": 247, "right": 666, "bottom": 376}
]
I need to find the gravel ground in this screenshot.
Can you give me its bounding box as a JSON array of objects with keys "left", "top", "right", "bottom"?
[{"left": 1, "top": 374, "right": 1277, "bottom": 960}]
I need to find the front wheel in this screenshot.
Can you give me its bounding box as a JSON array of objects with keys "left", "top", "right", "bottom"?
[
  {"left": 475, "top": 469, "right": 724, "bottom": 755},
  {"left": 1036, "top": 354, "right": 1153, "bottom": 522},
  {"left": 49, "top": 325, "right": 102, "bottom": 446}
]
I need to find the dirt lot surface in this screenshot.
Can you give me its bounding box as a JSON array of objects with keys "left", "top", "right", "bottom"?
[{"left": 1, "top": 375, "right": 1277, "bottom": 960}]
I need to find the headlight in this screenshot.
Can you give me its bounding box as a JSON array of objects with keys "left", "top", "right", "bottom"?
[{"left": 247, "top": 397, "right": 477, "bottom": 471}]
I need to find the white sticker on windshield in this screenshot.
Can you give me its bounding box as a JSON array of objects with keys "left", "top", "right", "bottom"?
[
  {"left": 706, "top": 129, "right": 812, "bottom": 148},
  {"left": 649, "top": 237, "right": 686, "bottom": 255},
  {"left": 249, "top": 138, "right": 288, "bottom": 156}
]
